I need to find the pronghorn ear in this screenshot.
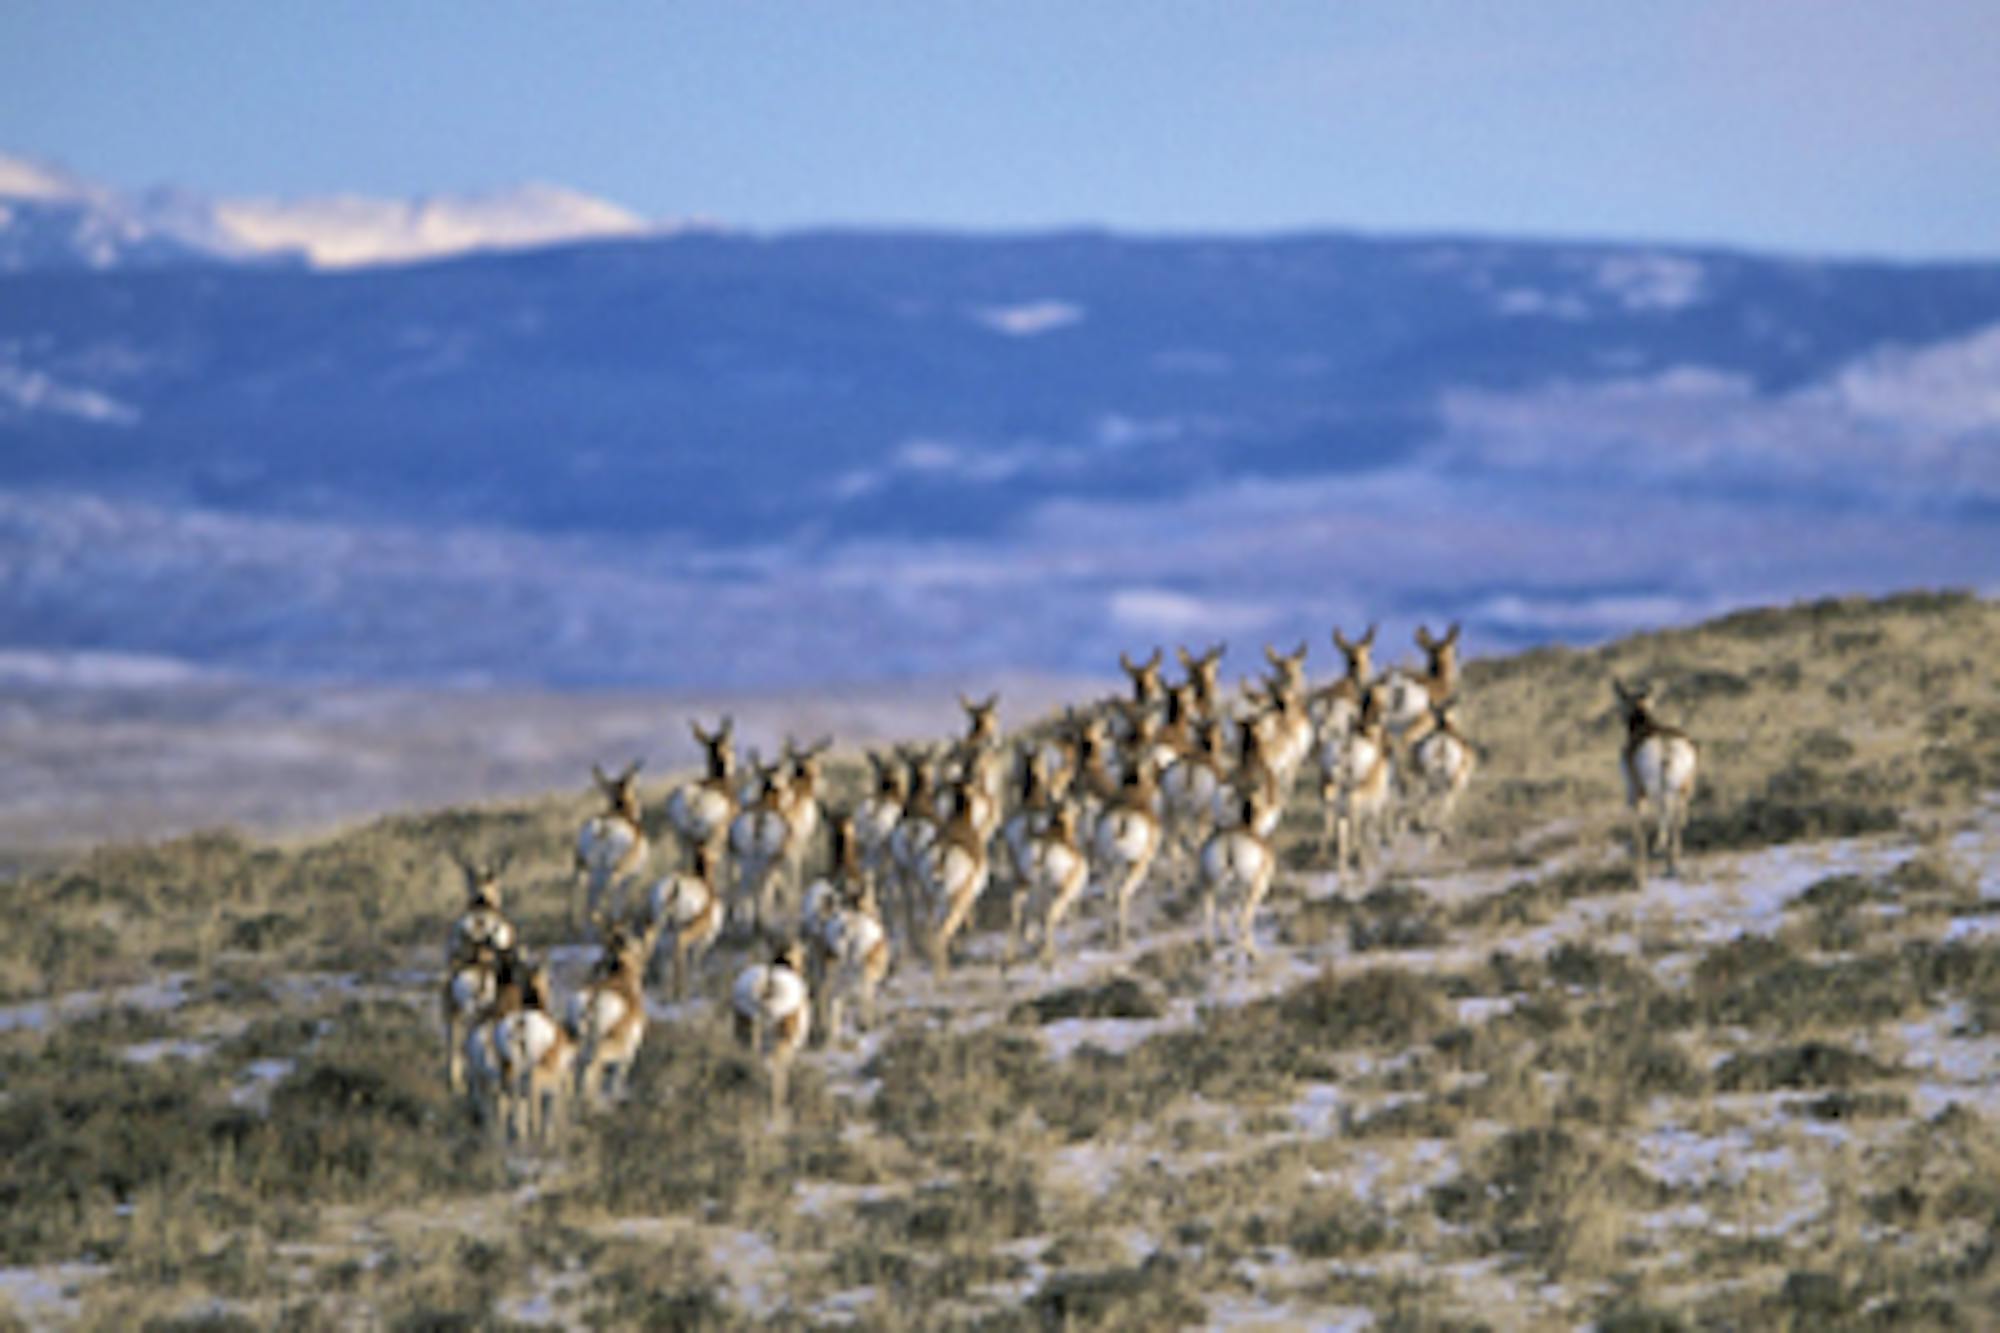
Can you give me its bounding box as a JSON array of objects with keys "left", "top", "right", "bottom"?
[
  {"left": 591, "top": 762, "right": 611, "bottom": 790},
  {"left": 980, "top": 693, "right": 998, "bottom": 712},
  {"left": 1176, "top": 644, "right": 1195, "bottom": 667},
  {"left": 1264, "top": 643, "right": 1283, "bottom": 666},
  {"left": 719, "top": 715, "right": 734, "bottom": 739},
  {"left": 1332, "top": 626, "right": 1352, "bottom": 652},
  {"left": 1292, "top": 640, "right": 1307, "bottom": 661},
  {"left": 1144, "top": 647, "right": 1162, "bottom": 671},
  {"left": 1442, "top": 622, "right": 1462, "bottom": 647},
  {"left": 623, "top": 758, "right": 644, "bottom": 782},
  {"left": 1361, "top": 623, "right": 1378, "bottom": 647},
  {"left": 690, "top": 719, "right": 709, "bottom": 744},
  {"left": 1414, "top": 624, "right": 1436, "bottom": 650}
]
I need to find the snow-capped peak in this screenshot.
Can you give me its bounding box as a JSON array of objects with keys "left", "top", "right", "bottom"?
[
  {"left": 0, "top": 150, "right": 692, "bottom": 272},
  {"left": 210, "top": 181, "right": 654, "bottom": 269}
]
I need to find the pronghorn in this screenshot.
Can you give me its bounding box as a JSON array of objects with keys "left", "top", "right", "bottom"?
[
  {"left": 1223, "top": 717, "right": 1286, "bottom": 841},
  {"left": 728, "top": 738, "right": 828, "bottom": 935},
  {"left": 664, "top": 717, "right": 738, "bottom": 866},
  {"left": 494, "top": 958, "right": 576, "bottom": 1143},
  {"left": 1092, "top": 761, "right": 1163, "bottom": 951},
  {"left": 800, "top": 814, "right": 861, "bottom": 997},
  {"left": 733, "top": 941, "right": 812, "bottom": 1123},
  {"left": 1326, "top": 693, "right": 1394, "bottom": 885},
  {"left": 1409, "top": 696, "right": 1477, "bottom": 845},
  {"left": 959, "top": 692, "right": 1001, "bottom": 752},
  {"left": 575, "top": 760, "right": 649, "bottom": 928},
  {"left": 1000, "top": 749, "right": 1062, "bottom": 890},
  {"left": 887, "top": 746, "right": 942, "bottom": 943},
  {"left": 921, "top": 778, "right": 992, "bottom": 974},
  {"left": 1379, "top": 623, "right": 1464, "bottom": 741},
  {"left": 1019, "top": 802, "right": 1092, "bottom": 968},
  {"left": 1313, "top": 625, "right": 1377, "bottom": 728},
  {"left": 634, "top": 841, "right": 725, "bottom": 1000},
  {"left": 1120, "top": 647, "right": 1167, "bottom": 712},
  {"left": 853, "top": 749, "right": 908, "bottom": 904},
  {"left": 804, "top": 819, "right": 892, "bottom": 1044},
  {"left": 442, "top": 937, "right": 501, "bottom": 1096},
  {"left": 569, "top": 921, "right": 650, "bottom": 1106},
  {"left": 1248, "top": 679, "right": 1314, "bottom": 800},
  {"left": 728, "top": 761, "right": 800, "bottom": 936},
  {"left": 949, "top": 740, "right": 1008, "bottom": 845},
  {"left": 1178, "top": 643, "right": 1228, "bottom": 721},
  {"left": 1159, "top": 716, "right": 1229, "bottom": 870},
  {"left": 1199, "top": 785, "right": 1280, "bottom": 963},
  {"left": 460, "top": 945, "right": 532, "bottom": 1114},
  {"left": 1263, "top": 641, "right": 1310, "bottom": 701},
  {"left": 1613, "top": 679, "right": 1699, "bottom": 878},
  {"left": 1107, "top": 648, "right": 1166, "bottom": 744},
  {"left": 445, "top": 851, "right": 517, "bottom": 968}
]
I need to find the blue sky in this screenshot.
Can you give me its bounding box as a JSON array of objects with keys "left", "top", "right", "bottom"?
[{"left": 3, "top": 1, "right": 1997, "bottom": 258}]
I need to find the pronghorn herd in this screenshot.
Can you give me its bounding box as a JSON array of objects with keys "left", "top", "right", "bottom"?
[{"left": 443, "top": 624, "right": 1699, "bottom": 1137}]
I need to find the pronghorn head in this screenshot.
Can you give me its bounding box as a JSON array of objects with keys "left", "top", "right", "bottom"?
[
  {"left": 959, "top": 693, "right": 1001, "bottom": 748},
  {"left": 691, "top": 717, "right": 736, "bottom": 782},
  {"left": 690, "top": 839, "right": 719, "bottom": 884},
  {"left": 901, "top": 746, "right": 937, "bottom": 803},
  {"left": 452, "top": 849, "right": 511, "bottom": 909},
  {"left": 1264, "top": 641, "right": 1309, "bottom": 697},
  {"left": 1332, "top": 624, "right": 1378, "bottom": 684},
  {"left": 784, "top": 736, "right": 833, "bottom": 796},
  {"left": 1178, "top": 643, "right": 1227, "bottom": 706},
  {"left": 1163, "top": 679, "right": 1200, "bottom": 727},
  {"left": 1120, "top": 648, "right": 1166, "bottom": 705},
  {"left": 1612, "top": 678, "right": 1656, "bottom": 732},
  {"left": 868, "top": 749, "right": 909, "bottom": 801},
  {"left": 592, "top": 760, "right": 645, "bottom": 824},
  {"left": 1414, "top": 622, "right": 1463, "bottom": 686}
]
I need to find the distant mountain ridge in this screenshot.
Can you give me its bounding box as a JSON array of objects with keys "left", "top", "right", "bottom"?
[
  {"left": 0, "top": 151, "right": 678, "bottom": 272},
  {"left": 2, "top": 153, "right": 1997, "bottom": 688}
]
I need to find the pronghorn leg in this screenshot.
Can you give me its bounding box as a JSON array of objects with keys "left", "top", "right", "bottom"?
[{"left": 1629, "top": 807, "right": 1650, "bottom": 884}]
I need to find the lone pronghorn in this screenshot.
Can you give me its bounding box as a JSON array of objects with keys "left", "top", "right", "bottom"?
[
  {"left": 733, "top": 942, "right": 812, "bottom": 1123},
  {"left": 664, "top": 717, "right": 738, "bottom": 866},
  {"left": 575, "top": 761, "right": 649, "bottom": 929},
  {"left": 1613, "top": 678, "right": 1699, "bottom": 879}
]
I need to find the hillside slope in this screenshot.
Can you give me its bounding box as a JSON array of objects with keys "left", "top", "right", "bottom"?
[{"left": 2, "top": 591, "right": 1996, "bottom": 1328}]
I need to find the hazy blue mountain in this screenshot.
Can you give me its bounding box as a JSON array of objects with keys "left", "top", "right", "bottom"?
[{"left": 4, "top": 218, "right": 1998, "bottom": 688}]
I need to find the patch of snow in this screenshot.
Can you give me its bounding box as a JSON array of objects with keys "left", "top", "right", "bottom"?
[{"left": 970, "top": 300, "right": 1084, "bottom": 337}]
